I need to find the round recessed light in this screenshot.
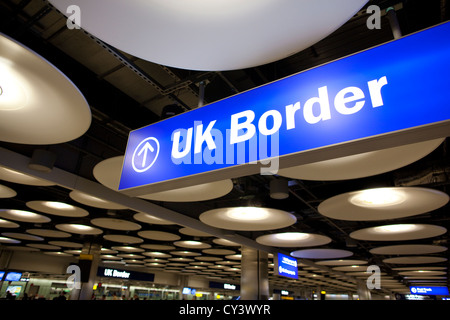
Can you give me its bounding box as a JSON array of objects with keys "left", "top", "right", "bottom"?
[
  {"left": 132, "top": 212, "right": 175, "bottom": 225},
  {"left": 26, "top": 201, "right": 89, "bottom": 217},
  {"left": 0, "top": 219, "right": 19, "bottom": 228},
  {"left": 55, "top": 224, "right": 103, "bottom": 235},
  {"left": 0, "top": 184, "right": 16, "bottom": 198},
  {"left": 0, "top": 33, "right": 91, "bottom": 144},
  {"left": 350, "top": 224, "right": 447, "bottom": 241},
  {"left": 383, "top": 256, "right": 448, "bottom": 264},
  {"left": 256, "top": 232, "right": 331, "bottom": 247},
  {"left": 0, "top": 209, "right": 51, "bottom": 223},
  {"left": 103, "top": 234, "right": 144, "bottom": 244},
  {"left": 2, "top": 232, "right": 43, "bottom": 241},
  {"left": 91, "top": 218, "right": 141, "bottom": 231},
  {"left": 69, "top": 190, "right": 127, "bottom": 210},
  {"left": 318, "top": 187, "right": 449, "bottom": 221},
  {"left": 202, "top": 249, "right": 236, "bottom": 255},
  {"left": 170, "top": 251, "right": 201, "bottom": 257},
  {"left": 0, "top": 236, "right": 20, "bottom": 244},
  {"left": 48, "top": 241, "right": 83, "bottom": 248},
  {"left": 212, "top": 238, "right": 242, "bottom": 247},
  {"left": 143, "top": 252, "right": 172, "bottom": 258},
  {"left": 199, "top": 207, "right": 296, "bottom": 231},
  {"left": 370, "top": 244, "right": 448, "bottom": 255},
  {"left": 138, "top": 230, "right": 180, "bottom": 241},
  {"left": 140, "top": 244, "right": 175, "bottom": 251},
  {"left": 174, "top": 241, "right": 211, "bottom": 249},
  {"left": 0, "top": 166, "right": 54, "bottom": 186},
  {"left": 26, "top": 229, "right": 71, "bottom": 238},
  {"left": 279, "top": 139, "right": 444, "bottom": 181},
  {"left": 290, "top": 249, "right": 353, "bottom": 259},
  {"left": 111, "top": 246, "right": 145, "bottom": 253},
  {"left": 48, "top": 0, "right": 367, "bottom": 71},
  {"left": 316, "top": 259, "right": 368, "bottom": 266}
]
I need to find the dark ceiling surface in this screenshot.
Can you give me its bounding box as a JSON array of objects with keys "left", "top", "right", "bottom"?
[{"left": 0, "top": 0, "right": 449, "bottom": 294}]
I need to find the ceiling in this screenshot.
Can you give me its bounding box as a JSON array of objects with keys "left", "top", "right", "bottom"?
[{"left": 0, "top": 0, "right": 449, "bottom": 296}]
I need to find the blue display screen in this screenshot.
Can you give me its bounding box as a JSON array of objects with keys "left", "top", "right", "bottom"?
[
  {"left": 410, "top": 286, "right": 449, "bottom": 296},
  {"left": 4, "top": 272, "right": 22, "bottom": 282},
  {"left": 276, "top": 253, "right": 298, "bottom": 279},
  {"left": 120, "top": 22, "right": 450, "bottom": 191}
]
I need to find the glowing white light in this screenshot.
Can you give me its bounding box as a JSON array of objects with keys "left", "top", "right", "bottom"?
[
  {"left": 0, "top": 60, "right": 28, "bottom": 111},
  {"left": 225, "top": 207, "right": 270, "bottom": 221},
  {"left": 374, "top": 224, "right": 418, "bottom": 234},
  {"left": 274, "top": 232, "right": 310, "bottom": 241},
  {"left": 70, "top": 224, "right": 93, "bottom": 231},
  {"left": 44, "top": 201, "right": 75, "bottom": 210},
  {"left": 350, "top": 188, "right": 406, "bottom": 207},
  {"left": 9, "top": 209, "right": 38, "bottom": 218}
]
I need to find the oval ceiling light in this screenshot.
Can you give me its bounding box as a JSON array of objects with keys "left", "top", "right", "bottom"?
[
  {"left": 90, "top": 218, "right": 141, "bottom": 231},
  {"left": 93, "top": 156, "right": 233, "bottom": 202},
  {"left": 174, "top": 241, "right": 211, "bottom": 249},
  {"left": 111, "top": 246, "right": 144, "bottom": 253},
  {"left": 26, "top": 201, "right": 89, "bottom": 218},
  {"left": 2, "top": 232, "right": 43, "bottom": 241},
  {"left": 290, "top": 249, "right": 353, "bottom": 259},
  {"left": 350, "top": 224, "right": 447, "bottom": 241},
  {"left": 133, "top": 212, "right": 175, "bottom": 225},
  {"left": 69, "top": 190, "right": 127, "bottom": 210},
  {"left": 318, "top": 187, "right": 448, "bottom": 221},
  {"left": 103, "top": 234, "right": 144, "bottom": 244},
  {"left": 199, "top": 207, "right": 296, "bottom": 231},
  {"left": 212, "top": 238, "right": 241, "bottom": 247},
  {"left": 256, "top": 232, "right": 331, "bottom": 247},
  {"left": 0, "top": 236, "right": 20, "bottom": 244},
  {"left": 48, "top": 0, "right": 368, "bottom": 71},
  {"left": 279, "top": 138, "right": 444, "bottom": 181},
  {"left": 315, "top": 259, "right": 368, "bottom": 266},
  {"left": 398, "top": 270, "right": 447, "bottom": 276},
  {"left": 383, "top": 256, "right": 447, "bottom": 264},
  {"left": 0, "top": 33, "right": 91, "bottom": 144},
  {"left": 0, "top": 219, "right": 19, "bottom": 229},
  {"left": 55, "top": 223, "right": 103, "bottom": 235},
  {"left": 138, "top": 230, "right": 181, "bottom": 241},
  {"left": 140, "top": 244, "right": 175, "bottom": 251},
  {"left": 370, "top": 244, "right": 448, "bottom": 255},
  {"left": 0, "top": 209, "right": 50, "bottom": 223},
  {"left": 0, "top": 184, "right": 16, "bottom": 198},
  {"left": 26, "top": 229, "right": 71, "bottom": 238},
  {"left": 0, "top": 165, "right": 54, "bottom": 186},
  {"left": 48, "top": 241, "right": 83, "bottom": 248}
]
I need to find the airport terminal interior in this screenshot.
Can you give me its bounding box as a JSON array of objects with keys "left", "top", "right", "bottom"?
[{"left": 0, "top": 0, "right": 449, "bottom": 301}]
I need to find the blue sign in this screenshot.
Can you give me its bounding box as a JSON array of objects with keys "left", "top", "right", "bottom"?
[
  {"left": 4, "top": 272, "right": 22, "bottom": 282},
  {"left": 410, "top": 286, "right": 450, "bottom": 296},
  {"left": 120, "top": 22, "right": 450, "bottom": 194},
  {"left": 0, "top": 271, "right": 4, "bottom": 281},
  {"left": 275, "top": 253, "right": 298, "bottom": 279}
]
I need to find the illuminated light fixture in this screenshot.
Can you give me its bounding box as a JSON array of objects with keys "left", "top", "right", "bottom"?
[
  {"left": 0, "top": 165, "right": 54, "bottom": 186},
  {"left": 318, "top": 187, "right": 449, "bottom": 221},
  {"left": 90, "top": 218, "right": 141, "bottom": 231},
  {"left": 93, "top": 156, "right": 233, "bottom": 202},
  {"left": 26, "top": 200, "right": 88, "bottom": 218},
  {"left": 48, "top": 0, "right": 368, "bottom": 71},
  {"left": 69, "top": 190, "right": 127, "bottom": 210},
  {"left": 174, "top": 240, "right": 211, "bottom": 249},
  {"left": 0, "top": 184, "right": 16, "bottom": 198},
  {"left": 370, "top": 244, "right": 448, "bottom": 255},
  {"left": 350, "top": 224, "right": 447, "bottom": 241},
  {"left": 0, "top": 33, "right": 91, "bottom": 144},
  {"left": 199, "top": 207, "right": 296, "bottom": 231},
  {"left": 279, "top": 139, "right": 444, "bottom": 181},
  {"left": 350, "top": 188, "right": 406, "bottom": 207},
  {"left": 55, "top": 223, "right": 103, "bottom": 235},
  {"left": 0, "top": 236, "right": 20, "bottom": 244},
  {"left": 0, "top": 219, "right": 19, "bottom": 228},
  {"left": 133, "top": 212, "right": 175, "bottom": 225},
  {"left": 256, "top": 232, "right": 331, "bottom": 247},
  {"left": 0, "top": 209, "right": 50, "bottom": 223},
  {"left": 270, "top": 179, "right": 289, "bottom": 199}
]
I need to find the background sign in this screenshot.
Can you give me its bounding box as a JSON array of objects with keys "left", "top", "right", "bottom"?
[
  {"left": 120, "top": 22, "right": 450, "bottom": 195},
  {"left": 275, "top": 253, "right": 298, "bottom": 279},
  {"left": 410, "top": 286, "right": 449, "bottom": 296}
]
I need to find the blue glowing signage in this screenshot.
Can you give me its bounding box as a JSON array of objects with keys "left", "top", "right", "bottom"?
[
  {"left": 275, "top": 253, "right": 298, "bottom": 279},
  {"left": 0, "top": 271, "right": 5, "bottom": 281},
  {"left": 410, "top": 286, "right": 449, "bottom": 296},
  {"left": 120, "top": 22, "right": 450, "bottom": 195},
  {"left": 4, "top": 272, "right": 22, "bottom": 282}
]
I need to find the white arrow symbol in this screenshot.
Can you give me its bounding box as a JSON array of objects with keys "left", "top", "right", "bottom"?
[{"left": 137, "top": 141, "right": 155, "bottom": 167}]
